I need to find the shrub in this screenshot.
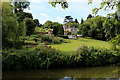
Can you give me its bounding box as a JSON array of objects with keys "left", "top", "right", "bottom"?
[
  {"left": 76, "top": 45, "right": 120, "bottom": 66},
  {"left": 3, "top": 45, "right": 120, "bottom": 71}
]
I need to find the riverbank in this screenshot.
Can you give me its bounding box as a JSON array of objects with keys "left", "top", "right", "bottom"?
[{"left": 2, "top": 45, "right": 120, "bottom": 71}]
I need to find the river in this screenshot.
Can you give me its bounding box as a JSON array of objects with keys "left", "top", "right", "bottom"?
[{"left": 2, "top": 66, "right": 120, "bottom": 80}]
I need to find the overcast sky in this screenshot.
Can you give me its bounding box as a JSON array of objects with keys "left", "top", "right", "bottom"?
[{"left": 24, "top": 0, "right": 116, "bottom": 24}]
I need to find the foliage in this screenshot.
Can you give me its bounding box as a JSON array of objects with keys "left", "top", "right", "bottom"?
[
  {"left": 110, "top": 35, "right": 120, "bottom": 51},
  {"left": 89, "top": 0, "right": 120, "bottom": 15},
  {"left": 2, "top": 45, "right": 120, "bottom": 70},
  {"left": 13, "top": 1, "right": 30, "bottom": 13},
  {"left": 13, "top": 1, "right": 32, "bottom": 23},
  {"left": 41, "top": 35, "right": 65, "bottom": 44},
  {"left": 53, "top": 22, "right": 64, "bottom": 36},
  {"left": 18, "top": 22, "right": 26, "bottom": 36},
  {"left": 2, "top": 2, "right": 25, "bottom": 49},
  {"left": 64, "top": 22, "right": 79, "bottom": 28},
  {"left": 87, "top": 14, "right": 93, "bottom": 19},
  {"left": 33, "top": 19, "right": 40, "bottom": 27},
  {"left": 76, "top": 45, "right": 120, "bottom": 66},
  {"left": 49, "top": 0, "right": 68, "bottom": 9},
  {"left": 43, "top": 20, "right": 53, "bottom": 29},
  {"left": 64, "top": 16, "right": 74, "bottom": 23},
  {"left": 24, "top": 18, "right": 36, "bottom": 36},
  {"left": 103, "top": 14, "right": 120, "bottom": 40},
  {"left": 80, "top": 18, "right": 84, "bottom": 24},
  {"left": 78, "top": 16, "right": 106, "bottom": 40},
  {"left": 75, "top": 18, "right": 79, "bottom": 23}
]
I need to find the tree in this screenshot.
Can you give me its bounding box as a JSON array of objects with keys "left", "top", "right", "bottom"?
[
  {"left": 43, "top": 20, "right": 53, "bottom": 29},
  {"left": 13, "top": 1, "right": 30, "bottom": 13},
  {"left": 75, "top": 18, "right": 79, "bottom": 23},
  {"left": 89, "top": 0, "right": 120, "bottom": 15},
  {"left": 53, "top": 22, "right": 64, "bottom": 36},
  {"left": 17, "top": 12, "right": 33, "bottom": 23},
  {"left": 102, "top": 13, "right": 120, "bottom": 40},
  {"left": 24, "top": 18, "right": 36, "bottom": 36},
  {"left": 58, "top": 24, "right": 64, "bottom": 36},
  {"left": 87, "top": 14, "right": 93, "bottom": 19},
  {"left": 2, "top": 2, "right": 25, "bottom": 48},
  {"left": 78, "top": 16, "right": 105, "bottom": 40},
  {"left": 64, "top": 16, "right": 74, "bottom": 23},
  {"left": 13, "top": 1, "right": 33, "bottom": 23},
  {"left": 49, "top": 0, "right": 68, "bottom": 9},
  {"left": 111, "top": 35, "right": 120, "bottom": 50},
  {"left": 65, "top": 22, "right": 79, "bottom": 28},
  {"left": 33, "top": 19, "right": 40, "bottom": 27},
  {"left": 80, "top": 18, "right": 84, "bottom": 24}
]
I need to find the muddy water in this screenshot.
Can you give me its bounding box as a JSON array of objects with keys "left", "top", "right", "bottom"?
[{"left": 2, "top": 66, "right": 120, "bottom": 80}]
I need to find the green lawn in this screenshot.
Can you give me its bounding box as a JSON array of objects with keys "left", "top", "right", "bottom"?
[{"left": 48, "top": 37, "right": 112, "bottom": 53}]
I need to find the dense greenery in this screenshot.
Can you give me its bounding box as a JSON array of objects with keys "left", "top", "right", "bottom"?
[
  {"left": 24, "top": 18, "right": 36, "bottom": 36},
  {"left": 2, "top": 2, "right": 25, "bottom": 49},
  {"left": 78, "top": 15, "right": 120, "bottom": 41},
  {"left": 2, "top": 45, "right": 120, "bottom": 70},
  {"left": 53, "top": 22, "right": 64, "bottom": 36},
  {"left": 41, "top": 35, "right": 67, "bottom": 44},
  {"left": 2, "top": 2, "right": 36, "bottom": 49}
]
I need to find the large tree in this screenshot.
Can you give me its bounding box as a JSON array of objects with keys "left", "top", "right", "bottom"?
[
  {"left": 64, "top": 16, "right": 74, "bottom": 23},
  {"left": 24, "top": 18, "right": 36, "bottom": 36},
  {"left": 2, "top": 2, "right": 26, "bottom": 48},
  {"left": 79, "top": 16, "right": 106, "bottom": 40},
  {"left": 33, "top": 19, "right": 40, "bottom": 27},
  {"left": 53, "top": 22, "right": 64, "bottom": 36},
  {"left": 87, "top": 14, "right": 93, "bottom": 19},
  {"left": 13, "top": 1, "right": 33, "bottom": 22},
  {"left": 43, "top": 20, "right": 53, "bottom": 29},
  {"left": 75, "top": 18, "right": 79, "bottom": 23}
]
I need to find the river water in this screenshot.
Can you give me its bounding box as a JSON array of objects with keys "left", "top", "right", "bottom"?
[{"left": 2, "top": 66, "right": 120, "bottom": 80}]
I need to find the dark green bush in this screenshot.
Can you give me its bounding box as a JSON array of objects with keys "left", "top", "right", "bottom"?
[{"left": 76, "top": 45, "right": 120, "bottom": 66}]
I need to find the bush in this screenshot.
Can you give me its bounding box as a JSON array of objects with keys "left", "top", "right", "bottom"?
[
  {"left": 52, "top": 38, "right": 61, "bottom": 44},
  {"left": 76, "top": 45, "right": 120, "bottom": 66}
]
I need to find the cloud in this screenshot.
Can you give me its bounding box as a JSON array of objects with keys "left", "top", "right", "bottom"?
[
  {"left": 23, "top": 8, "right": 35, "bottom": 18},
  {"left": 56, "top": 17, "right": 64, "bottom": 23},
  {"left": 40, "top": 13, "right": 49, "bottom": 18},
  {"left": 38, "top": 19, "right": 48, "bottom": 24}
]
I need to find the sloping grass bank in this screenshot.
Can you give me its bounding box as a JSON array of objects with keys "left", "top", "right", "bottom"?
[{"left": 49, "top": 38, "right": 111, "bottom": 53}]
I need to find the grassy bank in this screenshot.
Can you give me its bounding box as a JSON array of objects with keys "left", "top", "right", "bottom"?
[{"left": 48, "top": 37, "right": 111, "bottom": 53}]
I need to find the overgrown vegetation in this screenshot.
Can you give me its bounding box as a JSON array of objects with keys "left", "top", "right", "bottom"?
[{"left": 2, "top": 45, "right": 120, "bottom": 70}]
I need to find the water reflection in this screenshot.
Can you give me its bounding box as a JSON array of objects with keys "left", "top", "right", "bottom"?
[{"left": 2, "top": 66, "right": 120, "bottom": 80}]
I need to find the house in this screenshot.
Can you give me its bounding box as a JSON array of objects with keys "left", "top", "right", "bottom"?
[
  {"left": 71, "top": 26, "right": 79, "bottom": 34},
  {"left": 63, "top": 25, "right": 79, "bottom": 35},
  {"left": 64, "top": 31, "right": 68, "bottom": 35}
]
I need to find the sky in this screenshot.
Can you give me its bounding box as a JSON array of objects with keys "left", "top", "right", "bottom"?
[{"left": 24, "top": 0, "right": 116, "bottom": 24}]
